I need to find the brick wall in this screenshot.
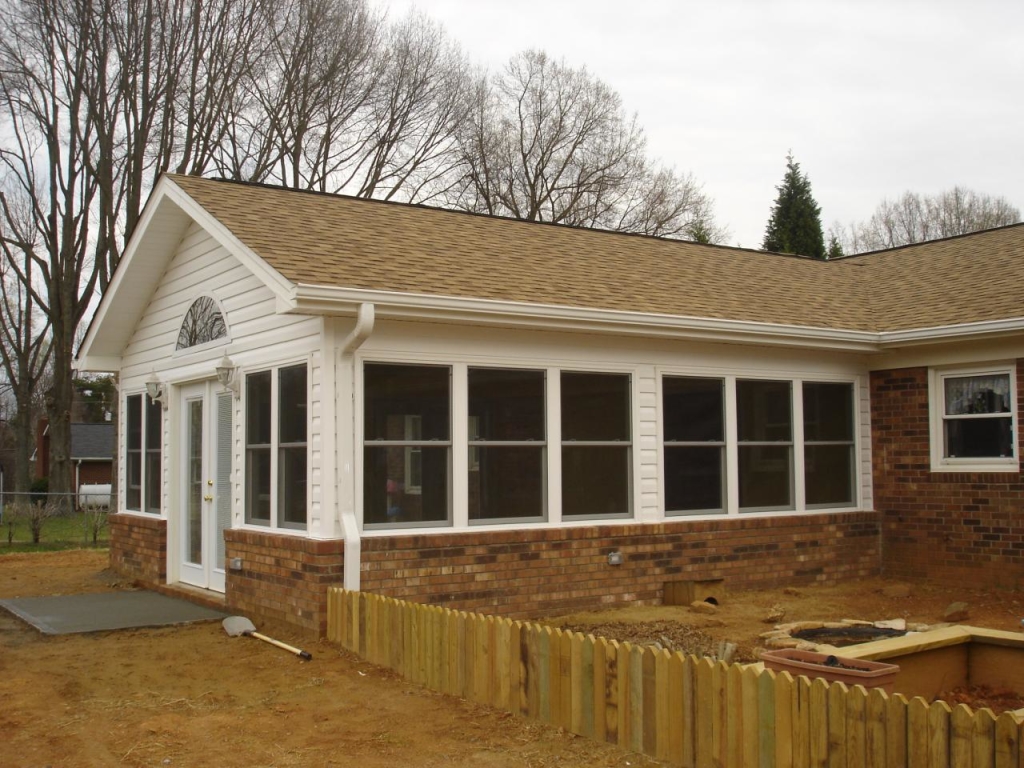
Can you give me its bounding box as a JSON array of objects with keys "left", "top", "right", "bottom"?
[
  {"left": 871, "top": 364, "right": 1024, "bottom": 589},
  {"left": 359, "top": 511, "right": 880, "bottom": 619},
  {"left": 224, "top": 529, "right": 345, "bottom": 635},
  {"left": 109, "top": 513, "right": 166, "bottom": 584}
]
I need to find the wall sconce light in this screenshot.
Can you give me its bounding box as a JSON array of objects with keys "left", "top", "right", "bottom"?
[
  {"left": 216, "top": 352, "right": 240, "bottom": 398},
  {"left": 145, "top": 372, "right": 166, "bottom": 408}
]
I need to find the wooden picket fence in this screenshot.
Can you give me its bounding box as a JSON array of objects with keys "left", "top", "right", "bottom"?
[{"left": 327, "top": 588, "right": 1024, "bottom": 767}]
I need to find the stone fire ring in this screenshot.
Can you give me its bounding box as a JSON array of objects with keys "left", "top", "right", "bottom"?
[{"left": 759, "top": 618, "right": 951, "bottom": 653}]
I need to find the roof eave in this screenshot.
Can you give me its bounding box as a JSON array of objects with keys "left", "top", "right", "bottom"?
[
  {"left": 877, "top": 317, "right": 1024, "bottom": 348},
  {"left": 289, "top": 284, "right": 882, "bottom": 352}
]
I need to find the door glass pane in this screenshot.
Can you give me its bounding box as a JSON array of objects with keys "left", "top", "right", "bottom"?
[
  {"left": 665, "top": 446, "right": 724, "bottom": 513},
  {"left": 738, "top": 445, "right": 792, "bottom": 509},
  {"left": 364, "top": 445, "right": 449, "bottom": 525},
  {"left": 562, "top": 445, "right": 630, "bottom": 517},
  {"left": 216, "top": 393, "right": 232, "bottom": 569},
  {"left": 187, "top": 399, "right": 203, "bottom": 565}
]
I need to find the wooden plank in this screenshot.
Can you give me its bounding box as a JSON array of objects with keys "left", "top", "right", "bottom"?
[
  {"left": 928, "top": 700, "right": 953, "bottom": 768},
  {"left": 537, "top": 626, "right": 552, "bottom": 723},
  {"left": 695, "top": 656, "right": 715, "bottom": 768},
  {"left": 993, "top": 712, "right": 1019, "bottom": 768},
  {"left": 794, "top": 675, "right": 812, "bottom": 768},
  {"left": 712, "top": 661, "right": 729, "bottom": 768},
  {"left": 972, "top": 708, "right": 996, "bottom": 768},
  {"left": 453, "top": 611, "right": 468, "bottom": 699},
  {"left": 570, "top": 632, "right": 589, "bottom": 737},
  {"left": 680, "top": 654, "right": 697, "bottom": 768},
  {"left": 475, "top": 615, "right": 494, "bottom": 705},
  {"left": 592, "top": 637, "right": 608, "bottom": 744},
  {"left": 808, "top": 677, "right": 829, "bottom": 768},
  {"left": 755, "top": 665, "right": 774, "bottom": 768},
  {"left": 603, "top": 639, "right": 620, "bottom": 745},
  {"left": 885, "top": 693, "right": 909, "bottom": 768},
  {"left": 641, "top": 647, "right": 657, "bottom": 757},
  {"left": 666, "top": 652, "right": 685, "bottom": 766},
  {"left": 865, "top": 688, "right": 887, "bottom": 768},
  {"left": 559, "top": 630, "right": 573, "bottom": 732},
  {"left": 845, "top": 685, "right": 867, "bottom": 768},
  {"left": 617, "top": 642, "right": 633, "bottom": 751},
  {"left": 775, "top": 671, "right": 795, "bottom": 768},
  {"left": 508, "top": 620, "right": 523, "bottom": 716},
  {"left": 828, "top": 681, "right": 849, "bottom": 768},
  {"left": 726, "top": 663, "right": 744, "bottom": 768},
  {"left": 907, "top": 697, "right": 930, "bottom": 768},
  {"left": 653, "top": 649, "right": 671, "bottom": 762},
  {"left": 950, "top": 704, "right": 974, "bottom": 768},
  {"left": 520, "top": 622, "right": 535, "bottom": 717},
  {"left": 495, "top": 618, "right": 511, "bottom": 711}
]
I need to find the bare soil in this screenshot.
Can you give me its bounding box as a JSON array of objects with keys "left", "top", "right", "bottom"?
[{"left": 2, "top": 551, "right": 1023, "bottom": 767}]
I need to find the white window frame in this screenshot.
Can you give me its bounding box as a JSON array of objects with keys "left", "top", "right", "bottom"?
[
  {"left": 124, "top": 392, "right": 162, "bottom": 515},
  {"left": 929, "top": 363, "right": 1018, "bottom": 473},
  {"left": 243, "top": 360, "right": 310, "bottom": 530}
]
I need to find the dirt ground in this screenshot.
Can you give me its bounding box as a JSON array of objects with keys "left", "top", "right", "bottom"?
[{"left": 2, "top": 551, "right": 1023, "bottom": 768}]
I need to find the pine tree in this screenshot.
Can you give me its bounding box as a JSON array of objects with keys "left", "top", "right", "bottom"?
[
  {"left": 826, "top": 234, "right": 844, "bottom": 260},
  {"left": 763, "top": 153, "right": 826, "bottom": 259}
]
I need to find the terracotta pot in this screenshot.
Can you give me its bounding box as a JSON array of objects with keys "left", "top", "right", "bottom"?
[{"left": 760, "top": 649, "right": 900, "bottom": 693}]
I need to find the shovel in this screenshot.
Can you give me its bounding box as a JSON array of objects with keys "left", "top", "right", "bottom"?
[{"left": 222, "top": 616, "right": 312, "bottom": 660}]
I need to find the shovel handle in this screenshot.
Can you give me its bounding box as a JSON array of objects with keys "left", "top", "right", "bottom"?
[{"left": 249, "top": 630, "right": 313, "bottom": 661}]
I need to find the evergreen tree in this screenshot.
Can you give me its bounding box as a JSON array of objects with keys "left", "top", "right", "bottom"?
[
  {"left": 826, "top": 234, "right": 844, "bottom": 260},
  {"left": 763, "top": 153, "right": 826, "bottom": 259}
]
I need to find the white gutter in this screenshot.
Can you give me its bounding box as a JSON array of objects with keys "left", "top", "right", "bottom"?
[
  {"left": 288, "top": 285, "right": 882, "bottom": 352},
  {"left": 289, "top": 285, "right": 1024, "bottom": 352},
  {"left": 338, "top": 303, "right": 374, "bottom": 591}
]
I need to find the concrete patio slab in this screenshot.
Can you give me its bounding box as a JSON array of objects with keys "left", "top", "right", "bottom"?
[{"left": 0, "top": 591, "right": 227, "bottom": 635}]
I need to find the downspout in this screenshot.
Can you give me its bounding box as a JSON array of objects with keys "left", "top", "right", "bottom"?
[{"left": 338, "top": 303, "right": 374, "bottom": 591}]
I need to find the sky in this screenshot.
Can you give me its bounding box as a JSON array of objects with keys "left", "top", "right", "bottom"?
[{"left": 370, "top": 0, "right": 1024, "bottom": 249}]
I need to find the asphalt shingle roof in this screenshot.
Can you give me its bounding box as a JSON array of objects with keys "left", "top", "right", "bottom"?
[{"left": 168, "top": 175, "right": 1024, "bottom": 334}]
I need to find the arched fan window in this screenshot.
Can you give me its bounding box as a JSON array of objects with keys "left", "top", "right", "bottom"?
[{"left": 176, "top": 296, "right": 228, "bottom": 350}]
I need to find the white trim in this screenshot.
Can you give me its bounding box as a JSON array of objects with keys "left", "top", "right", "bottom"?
[{"left": 928, "top": 362, "right": 1019, "bottom": 473}]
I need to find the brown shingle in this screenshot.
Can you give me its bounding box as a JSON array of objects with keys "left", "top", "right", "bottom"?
[{"left": 168, "top": 175, "right": 1024, "bottom": 334}]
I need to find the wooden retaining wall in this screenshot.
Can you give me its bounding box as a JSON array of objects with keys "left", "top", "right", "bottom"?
[{"left": 327, "top": 588, "right": 1024, "bottom": 767}]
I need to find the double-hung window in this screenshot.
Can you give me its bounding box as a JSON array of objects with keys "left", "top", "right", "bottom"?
[
  {"left": 803, "top": 382, "right": 856, "bottom": 507},
  {"left": 245, "top": 363, "right": 308, "bottom": 528},
  {"left": 931, "top": 365, "right": 1016, "bottom": 471},
  {"left": 125, "top": 393, "right": 162, "bottom": 513},
  {"left": 364, "top": 363, "right": 451, "bottom": 526},
  {"left": 663, "top": 377, "right": 725, "bottom": 514},
  {"left": 468, "top": 367, "right": 546, "bottom": 522},
  {"left": 737, "top": 379, "right": 793, "bottom": 511},
  {"left": 561, "top": 371, "right": 631, "bottom": 518}
]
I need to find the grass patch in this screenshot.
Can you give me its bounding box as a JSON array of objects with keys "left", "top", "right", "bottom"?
[{"left": 2, "top": 509, "right": 110, "bottom": 549}]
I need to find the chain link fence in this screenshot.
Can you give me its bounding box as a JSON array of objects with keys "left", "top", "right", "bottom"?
[{"left": 1, "top": 489, "right": 111, "bottom": 548}]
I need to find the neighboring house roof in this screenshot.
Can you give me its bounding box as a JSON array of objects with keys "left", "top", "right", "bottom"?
[
  {"left": 76, "top": 174, "right": 1024, "bottom": 368},
  {"left": 70, "top": 423, "right": 115, "bottom": 461}
]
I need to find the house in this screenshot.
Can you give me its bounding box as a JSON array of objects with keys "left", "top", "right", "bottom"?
[
  {"left": 35, "top": 420, "right": 116, "bottom": 491},
  {"left": 76, "top": 174, "right": 1024, "bottom": 635}
]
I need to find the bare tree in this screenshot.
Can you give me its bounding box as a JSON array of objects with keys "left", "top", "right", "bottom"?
[
  {"left": 449, "top": 50, "right": 723, "bottom": 241},
  {"left": 836, "top": 187, "right": 1021, "bottom": 254}
]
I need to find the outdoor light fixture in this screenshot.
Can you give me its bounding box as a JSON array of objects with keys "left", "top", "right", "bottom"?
[
  {"left": 145, "top": 372, "right": 166, "bottom": 408},
  {"left": 216, "top": 352, "right": 240, "bottom": 398}
]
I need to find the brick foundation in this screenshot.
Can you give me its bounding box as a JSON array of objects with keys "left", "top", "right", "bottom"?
[
  {"left": 109, "top": 513, "right": 166, "bottom": 584},
  {"left": 359, "top": 511, "right": 881, "bottom": 619},
  {"left": 872, "top": 364, "right": 1024, "bottom": 589},
  {"left": 224, "top": 529, "right": 345, "bottom": 635}
]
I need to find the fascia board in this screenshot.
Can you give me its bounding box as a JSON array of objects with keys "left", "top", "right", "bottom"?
[
  {"left": 289, "top": 284, "right": 882, "bottom": 352},
  {"left": 74, "top": 355, "right": 123, "bottom": 374},
  {"left": 877, "top": 318, "right": 1024, "bottom": 347}
]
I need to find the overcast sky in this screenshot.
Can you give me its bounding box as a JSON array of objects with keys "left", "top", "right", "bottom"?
[{"left": 371, "top": 0, "right": 1023, "bottom": 248}]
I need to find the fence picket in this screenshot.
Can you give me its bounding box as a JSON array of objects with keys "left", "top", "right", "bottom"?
[
  {"left": 929, "top": 701, "right": 953, "bottom": 768},
  {"left": 865, "top": 688, "right": 887, "bottom": 768},
  {"left": 993, "top": 712, "right": 1019, "bottom": 768},
  {"left": 680, "top": 654, "right": 697, "bottom": 768},
  {"left": 808, "top": 678, "right": 829, "bottom": 768},
  {"left": 695, "top": 656, "right": 715, "bottom": 767},
  {"left": 726, "top": 662, "right": 745, "bottom": 768},
  {"left": 775, "top": 670, "right": 795, "bottom": 768},
  {"left": 755, "top": 664, "right": 774, "bottom": 768},
  {"left": 972, "top": 708, "right": 996, "bottom": 768},
  {"left": 559, "top": 630, "right": 573, "bottom": 732},
  {"left": 951, "top": 704, "right": 975, "bottom": 768},
  {"left": 571, "top": 632, "right": 591, "bottom": 737},
  {"left": 845, "top": 686, "right": 867, "bottom": 768},
  {"left": 654, "top": 649, "right": 671, "bottom": 762},
  {"left": 886, "top": 693, "right": 909, "bottom": 768},
  {"left": 641, "top": 647, "right": 657, "bottom": 756},
  {"left": 828, "top": 681, "right": 849, "bottom": 768},
  {"left": 794, "top": 675, "right": 812, "bottom": 768}
]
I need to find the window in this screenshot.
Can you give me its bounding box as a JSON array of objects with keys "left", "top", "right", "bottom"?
[
  {"left": 931, "top": 366, "right": 1016, "bottom": 471},
  {"left": 244, "top": 364, "right": 307, "bottom": 528},
  {"left": 663, "top": 377, "right": 725, "bottom": 514},
  {"left": 737, "top": 380, "right": 793, "bottom": 511},
  {"left": 468, "top": 367, "right": 546, "bottom": 522},
  {"left": 803, "top": 382, "right": 855, "bottom": 507},
  {"left": 125, "top": 393, "right": 162, "bottom": 513},
  {"left": 176, "top": 296, "right": 227, "bottom": 349},
  {"left": 364, "top": 364, "right": 451, "bottom": 526},
  {"left": 561, "top": 372, "right": 631, "bottom": 518}
]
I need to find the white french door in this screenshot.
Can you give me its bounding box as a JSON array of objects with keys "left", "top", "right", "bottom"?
[{"left": 178, "top": 381, "right": 232, "bottom": 592}]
